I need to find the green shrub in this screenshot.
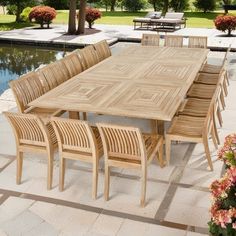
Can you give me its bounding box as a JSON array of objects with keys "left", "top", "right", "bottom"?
[
  {"left": 123, "top": 0, "right": 147, "bottom": 12},
  {"left": 7, "top": 5, "right": 17, "bottom": 15},
  {"left": 20, "top": 7, "right": 32, "bottom": 22},
  {"left": 194, "top": 0, "right": 216, "bottom": 13}
]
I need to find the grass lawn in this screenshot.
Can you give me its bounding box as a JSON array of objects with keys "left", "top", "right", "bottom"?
[
  {"left": 0, "top": 14, "right": 34, "bottom": 31},
  {"left": 54, "top": 10, "right": 236, "bottom": 28},
  {"left": 1, "top": 10, "right": 236, "bottom": 30}
]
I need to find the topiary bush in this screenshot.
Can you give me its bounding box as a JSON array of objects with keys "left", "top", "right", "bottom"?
[
  {"left": 85, "top": 7, "right": 102, "bottom": 29},
  {"left": 20, "top": 7, "right": 32, "bottom": 22},
  {"left": 214, "top": 15, "right": 236, "bottom": 36},
  {"left": 29, "top": 6, "right": 57, "bottom": 29}
]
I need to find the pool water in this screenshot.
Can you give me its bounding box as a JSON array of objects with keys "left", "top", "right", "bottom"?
[{"left": 0, "top": 44, "right": 68, "bottom": 95}]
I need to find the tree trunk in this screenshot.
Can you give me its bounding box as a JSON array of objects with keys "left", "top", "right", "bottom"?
[
  {"left": 68, "top": 0, "right": 77, "bottom": 34},
  {"left": 110, "top": 0, "right": 116, "bottom": 11},
  {"left": 15, "top": 0, "right": 21, "bottom": 23},
  {"left": 153, "top": 2, "right": 157, "bottom": 11},
  {"left": 163, "top": 0, "right": 169, "bottom": 14},
  {"left": 228, "top": 29, "right": 232, "bottom": 36},
  {"left": 77, "top": 0, "right": 86, "bottom": 34}
]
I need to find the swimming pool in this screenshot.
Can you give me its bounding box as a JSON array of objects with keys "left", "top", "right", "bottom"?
[{"left": 0, "top": 44, "right": 68, "bottom": 95}]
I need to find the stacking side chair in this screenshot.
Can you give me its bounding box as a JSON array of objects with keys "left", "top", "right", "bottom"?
[
  {"left": 188, "top": 36, "right": 207, "bottom": 48},
  {"left": 9, "top": 71, "right": 64, "bottom": 121},
  {"left": 141, "top": 34, "right": 160, "bottom": 46},
  {"left": 51, "top": 117, "right": 103, "bottom": 199},
  {"left": 97, "top": 123, "right": 163, "bottom": 207},
  {"left": 166, "top": 87, "right": 220, "bottom": 171},
  {"left": 93, "top": 40, "right": 111, "bottom": 61},
  {"left": 164, "top": 35, "right": 183, "bottom": 47},
  {"left": 4, "top": 112, "right": 57, "bottom": 190},
  {"left": 78, "top": 45, "right": 100, "bottom": 70},
  {"left": 200, "top": 45, "right": 231, "bottom": 86},
  {"left": 37, "top": 60, "right": 70, "bottom": 92},
  {"left": 61, "top": 52, "right": 83, "bottom": 78}
]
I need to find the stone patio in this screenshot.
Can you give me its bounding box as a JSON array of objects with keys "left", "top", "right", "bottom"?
[
  {"left": 0, "top": 24, "right": 236, "bottom": 50},
  {"left": 0, "top": 42, "right": 235, "bottom": 235}
]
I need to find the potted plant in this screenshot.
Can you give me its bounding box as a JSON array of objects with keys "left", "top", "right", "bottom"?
[{"left": 214, "top": 15, "right": 236, "bottom": 36}]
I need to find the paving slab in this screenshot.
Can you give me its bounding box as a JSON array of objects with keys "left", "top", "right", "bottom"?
[{"left": 0, "top": 24, "right": 236, "bottom": 50}]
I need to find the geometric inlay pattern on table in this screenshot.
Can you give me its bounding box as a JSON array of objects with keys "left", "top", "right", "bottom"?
[
  {"left": 105, "top": 83, "right": 183, "bottom": 120},
  {"left": 30, "top": 46, "right": 209, "bottom": 121}
]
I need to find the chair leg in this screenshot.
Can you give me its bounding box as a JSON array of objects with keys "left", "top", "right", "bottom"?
[
  {"left": 213, "top": 114, "right": 220, "bottom": 145},
  {"left": 211, "top": 127, "right": 218, "bottom": 150},
  {"left": 16, "top": 151, "right": 23, "bottom": 185},
  {"left": 59, "top": 158, "right": 66, "bottom": 192},
  {"left": 157, "top": 140, "right": 164, "bottom": 168},
  {"left": 140, "top": 166, "right": 147, "bottom": 207},
  {"left": 83, "top": 112, "right": 87, "bottom": 121},
  {"left": 47, "top": 150, "right": 54, "bottom": 190},
  {"left": 92, "top": 158, "right": 98, "bottom": 200},
  {"left": 104, "top": 164, "right": 110, "bottom": 201},
  {"left": 225, "top": 71, "right": 230, "bottom": 86},
  {"left": 217, "top": 106, "right": 223, "bottom": 127},
  {"left": 220, "top": 90, "right": 226, "bottom": 110},
  {"left": 223, "top": 79, "right": 228, "bottom": 97},
  {"left": 203, "top": 137, "right": 213, "bottom": 171},
  {"left": 165, "top": 136, "right": 171, "bottom": 165},
  {"left": 69, "top": 111, "right": 80, "bottom": 119}
]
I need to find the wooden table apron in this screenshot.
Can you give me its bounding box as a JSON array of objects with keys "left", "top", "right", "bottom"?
[{"left": 30, "top": 45, "right": 209, "bottom": 134}]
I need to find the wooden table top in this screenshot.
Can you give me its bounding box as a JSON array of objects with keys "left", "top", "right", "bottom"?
[{"left": 30, "top": 45, "right": 209, "bottom": 121}]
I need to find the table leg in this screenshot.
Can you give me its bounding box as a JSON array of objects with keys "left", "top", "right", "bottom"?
[
  {"left": 69, "top": 111, "right": 80, "bottom": 119},
  {"left": 150, "top": 120, "right": 164, "bottom": 136}
]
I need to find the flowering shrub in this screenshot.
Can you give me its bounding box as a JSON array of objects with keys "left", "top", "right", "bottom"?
[
  {"left": 85, "top": 7, "right": 101, "bottom": 29},
  {"left": 214, "top": 15, "right": 236, "bottom": 36},
  {"left": 218, "top": 134, "right": 236, "bottom": 167},
  {"left": 209, "top": 134, "right": 236, "bottom": 235},
  {"left": 29, "top": 6, "right": 56, "bottom": 28},
  {"left": 20, "top": 7, "right": 32, "bottom": 22}
]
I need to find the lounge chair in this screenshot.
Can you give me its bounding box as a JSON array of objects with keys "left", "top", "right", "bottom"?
[
  {"left": 133, "top": 12, "right": 162, "bottom": 30},
  {"left": 151, "top": 12, "right": 186, "bottom": 31}
]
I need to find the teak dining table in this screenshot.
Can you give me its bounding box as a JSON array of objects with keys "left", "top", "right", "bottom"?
[{"left": 30, "top": 45, "right": 209, "bottom": 134}]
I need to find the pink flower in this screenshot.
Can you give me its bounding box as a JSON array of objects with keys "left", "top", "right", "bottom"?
[{"left": 232, "top": 222, "right": 236, "bottom": 229}]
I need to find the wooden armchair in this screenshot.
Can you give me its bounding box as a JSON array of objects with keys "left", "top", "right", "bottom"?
[
  {"left": 188, "top": 36, "right": 207, "bottom": 48},
  {"left": 4, "top": 112, "right": 57, "bottom": 189},
  {"left": 9, "top": 72, "right": 64, "bottom": 121},
  {"left": 61, "top": 52, "right": 83, "bottom": 78},
  {"left": 51, "top": 117, "right": 103, "bottom": 199},
  {"left": 141, "top": 34, "right": 160, "bottom": 46},
  {"left": 97, "top": 123, "right": 163, "bottom": 207},
  {"left": 78, "top": 45, "right": 100, "bottom": 70},
  {"left": 166, "top": 88, "right": 220, "bottom": 171},
  {"left": 93, "top": 40, "right": 111, "bottom": 61},
  {"left": 164, "top": 35, "right": 183, "bottom": 47},
  {"left": 37, "top": 60, "right": 70, "bottom": 92}
]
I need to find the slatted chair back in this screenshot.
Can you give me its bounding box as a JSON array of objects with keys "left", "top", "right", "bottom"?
[
  {"left": 38, "top": 60, "right": 70, "bottom": 92},
  {"left": 164, "top": 35, "right": 183, "bottom": 47},
  {"left": 188, "top": 36, "right": 207, "bottom": 48},
  {"left": 93, "top": 40, "right": 111, "bottom": 61},
  {"left": 4, "top": 112, "right": 52, "bottom": 148},
  {"left": 61, "top": 53, "right": 83, "bottom": 78},
  {"left": 222, "top": 44, "right": 232, "bottom": 67},
  {"left": 141, "top": 34, "right": 160, "bottom": 46},
  {"left": 51, "top": 117, "right": 98, "bottom": 156},
  {"left": 9, "top": 72, "right": 45, "bottom": 113},
  {"left": 97, "top": 123, "right": 146, "bottom": 164},
  {"left": 203, "top": 86, "right": 220, "bottom": 137},
  {"left": 78, "top": 45, "right": 99, "bottom": 70}
]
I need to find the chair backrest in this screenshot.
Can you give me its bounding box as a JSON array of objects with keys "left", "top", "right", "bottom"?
[
  {"left": 188, "top": 36, "right": 207, "bottom": 48},
  {"left": 37, "top": 60, "right": 70, "bottom": 92},
  {"left": 51, "top": 117, "right": 98, "bottom": 156},
  {"left": 165, "top": 12, "right": 184, "bottom": 19},
  {"left": 93, "top": 40, "right": 111, "bottom": 61},
  {"left": 222, "top": 44, "right": 232, "bottom": 67},
  {"left": 4, "top": 112, "right": 52, "bottom": 148},
  {"left": 145, "top": 11, "right": 162, "bottom": 18},
  {"left": 9, "top": 72, "right": 45, "bottom": 113},
  {"left": 141, "top": 34, "right": 160, "bottom": 46},
  {"left": 78, "top": 45, "right": 99, "bottom": 70},
  {"left": 61, "top": 52, "right": 83, "bottom": 78},
  {"left": 203, "top": 85, "right": 221, "bottom": 136},
  {"left": 97, "top": 123, "right": 146, "bottom": 164},
  {"left": 164, "top": 35, "right": 183, "bottom": 47}
]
